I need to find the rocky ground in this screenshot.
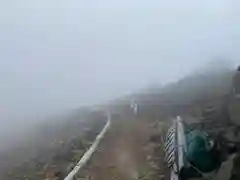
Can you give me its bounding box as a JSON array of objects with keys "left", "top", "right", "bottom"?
[{"left": 0, "top": 111, "right": 107, "bottom": 180}]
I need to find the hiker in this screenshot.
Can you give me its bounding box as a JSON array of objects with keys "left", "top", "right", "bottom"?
[
  {"left": 228, "top": 65, "right": 240, "bottom": 126},
  {"left": 233, "top": 66, "right": 240, "bottom": 96}
]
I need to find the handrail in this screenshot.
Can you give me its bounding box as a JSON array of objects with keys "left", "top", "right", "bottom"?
[{"left": 64, "top": 112, "right": 111, "bottom": 180}]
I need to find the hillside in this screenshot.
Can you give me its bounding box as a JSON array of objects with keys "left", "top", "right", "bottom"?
[
  {"left": 130, "top": 67, "right": 234, "bottom": 120},
  {"left": 0, "top": 64, "right": 238, "bottom": 180}
]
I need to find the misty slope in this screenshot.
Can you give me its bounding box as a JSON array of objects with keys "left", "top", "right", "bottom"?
[
  {"left": 130, "top": 66, "right": 235, "bottom": 120},
  {"left": 0, "top": 62, "right": 237, "bottom": 180},
  {"left": 161, "top": 69, "right": 233, "bottom": 104},
  {"left": 0, "top": 109, "right": 107, "bottom": 180},
  {"left": 147, "top": 70, "right": 234, "bottom": 102}
]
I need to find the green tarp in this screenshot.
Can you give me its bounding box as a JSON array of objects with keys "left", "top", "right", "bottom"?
[{"left": 186, "top": 130, "right": 219, "bottom": 173}]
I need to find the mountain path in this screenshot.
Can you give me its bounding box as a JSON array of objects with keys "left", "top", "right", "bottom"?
[{"left": 76, "top": 117, "right": 164, "bottom": 180}]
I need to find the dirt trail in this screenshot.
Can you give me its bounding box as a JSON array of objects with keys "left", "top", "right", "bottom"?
[{"left": 77, "top": 118, "right": 164, "bottom": 180}]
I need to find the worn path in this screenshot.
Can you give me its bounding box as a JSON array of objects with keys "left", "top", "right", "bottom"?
[{"left": 77, "top": 117, "right": 165, "bottom": 180}]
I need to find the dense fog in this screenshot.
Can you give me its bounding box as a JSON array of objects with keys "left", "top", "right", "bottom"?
[{"left": 0, "top": 0, "right": 239, "bottom": 147}]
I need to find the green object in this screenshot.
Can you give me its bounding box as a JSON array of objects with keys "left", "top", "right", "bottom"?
[{"left": 186, "top": 130, "right": 217, "bottom": 173}]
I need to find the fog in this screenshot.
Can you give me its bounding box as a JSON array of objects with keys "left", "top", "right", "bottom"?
[{"left": 0, "top": 0, "right": 239, "bottom": 137}]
